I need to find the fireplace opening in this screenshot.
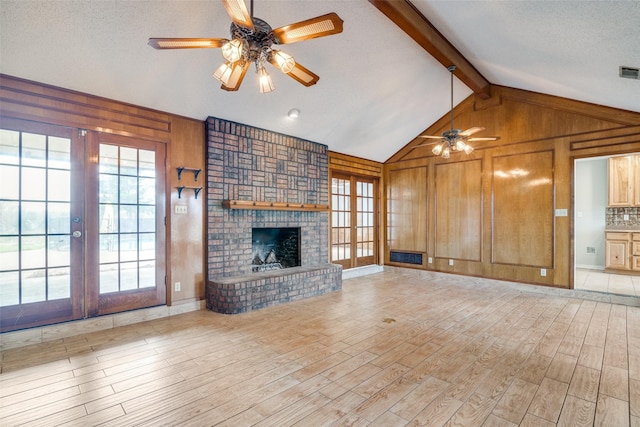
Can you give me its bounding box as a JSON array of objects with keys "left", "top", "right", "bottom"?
[{"left": 251, "top": 227, "right": 301, "bottom": 272}]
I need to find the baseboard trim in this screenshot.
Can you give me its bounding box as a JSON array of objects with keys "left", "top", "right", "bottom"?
[
  {"left": 0, "top": 299, "right": 206, "bottom": 351},
  {"left": 342, "top": 264, "right": 384, "bottom": 280}
]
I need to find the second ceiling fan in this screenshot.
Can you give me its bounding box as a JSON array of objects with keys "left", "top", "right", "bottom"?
[
  {"left": 417, "top": 65, "right": 499, "bottom": 158},
  {"left": 148, "top": 0, "right": 343, "bottom": 93}
]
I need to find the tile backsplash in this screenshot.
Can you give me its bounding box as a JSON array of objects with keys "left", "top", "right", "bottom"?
[{"left": 606, "top": 206, "right": 640, "bottom": 226}]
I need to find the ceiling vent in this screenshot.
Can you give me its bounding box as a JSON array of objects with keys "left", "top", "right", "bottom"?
[{"left": 619, "top": 66, "right": 639, "bottom": 80}]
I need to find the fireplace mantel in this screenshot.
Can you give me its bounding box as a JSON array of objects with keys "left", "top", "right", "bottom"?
[{"left": 222, "top": 200, "right": 329, "bottom": 212}]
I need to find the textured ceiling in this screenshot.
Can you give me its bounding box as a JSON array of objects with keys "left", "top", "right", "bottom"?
[{"left": 1, "top": 1, "right": 639, "bottom": 162}]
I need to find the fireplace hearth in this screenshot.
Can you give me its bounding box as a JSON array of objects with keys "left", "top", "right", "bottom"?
[{"left": 251, "top": 227, "right": 300, "bottom": 272}]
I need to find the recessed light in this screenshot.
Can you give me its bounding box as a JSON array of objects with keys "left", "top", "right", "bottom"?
[{"left": 287, "top": 108, "right": 300, "bottom": 118}]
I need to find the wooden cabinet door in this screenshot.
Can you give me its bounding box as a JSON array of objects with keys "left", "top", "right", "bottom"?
[
  {"left": 608, "top": 156, "right": 632, "bottom": 207},
  {"left": 633, "top": 234, "right": 640, "bottom": 271},
  {"left": 635, "top": 155, "right": 640, "bottom": 206},
  {"left": 605, "top": 233, "right": 630, "bottom": 270}
]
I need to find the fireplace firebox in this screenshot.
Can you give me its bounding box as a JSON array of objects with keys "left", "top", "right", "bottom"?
[{"left": 251, "top": 227, "right": 301, "bottom": 272}]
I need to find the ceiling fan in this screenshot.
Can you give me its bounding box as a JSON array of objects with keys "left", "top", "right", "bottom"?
[
  {"left": 415, "top": 65, "right": 499, "bottom": 158},
  {"left": 148, "top": 0, "right": 343, "bottom": 93}
]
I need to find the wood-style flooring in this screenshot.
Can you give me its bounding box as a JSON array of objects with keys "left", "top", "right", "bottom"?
[{"left": 1, "top": 269, "right": 639, "bottom": 426}]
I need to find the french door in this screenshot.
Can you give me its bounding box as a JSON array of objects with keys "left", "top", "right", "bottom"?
[
  {"left": 0, "top": 118, "right": 165, "bottom": 332},
  {"left": 330, "top": 174, "right": 378, "bottom": 269}
]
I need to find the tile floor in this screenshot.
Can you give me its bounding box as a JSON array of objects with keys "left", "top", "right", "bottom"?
[{"left": 575, "top": 268, "right": 640, "bottom": 297}]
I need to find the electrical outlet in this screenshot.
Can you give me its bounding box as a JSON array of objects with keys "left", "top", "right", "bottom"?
[
  {"left": 449, "top": 259, "right": 454, "bottom": 266},
  {"left": 175, "top": 205, "right": 188, "bottom": 214},
  {"left": 428, "top": 257, "right": 433, "bottom": 264},
  {"left": 540, "top": 269, "right": 546, "bottom": 277},
  {"left": 174, "top": 282, "right": 181, "bottom": 292}
]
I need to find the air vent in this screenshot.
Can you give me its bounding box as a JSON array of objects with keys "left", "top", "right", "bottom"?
[
  {"left": 390, "top": 251, "right": 423, "bottom": 265},
  {"left": 619, "top": 66, "right": 639, "bottom": 80}
]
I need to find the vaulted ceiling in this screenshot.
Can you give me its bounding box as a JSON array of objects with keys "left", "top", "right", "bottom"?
[{"left": 1, "top": 0, "right": 638, "bottom": 162}]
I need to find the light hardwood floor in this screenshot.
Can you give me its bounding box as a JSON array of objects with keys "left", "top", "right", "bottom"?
[{"left": 1, "top": 269, "right": 639, "bottom": 426}]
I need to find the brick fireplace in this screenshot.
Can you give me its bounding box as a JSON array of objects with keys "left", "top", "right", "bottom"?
[{"left": 205, "top": 117, "right": 341, "bottom": 314}]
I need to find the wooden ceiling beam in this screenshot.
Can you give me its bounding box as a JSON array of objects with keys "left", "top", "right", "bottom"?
[{"left": 369, "top": 0, "right": 491, "bottom": 99}]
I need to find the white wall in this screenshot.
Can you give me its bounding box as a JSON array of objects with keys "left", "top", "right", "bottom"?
[{"left": 574, "top": 157, "right": 607, "bottom": 269}]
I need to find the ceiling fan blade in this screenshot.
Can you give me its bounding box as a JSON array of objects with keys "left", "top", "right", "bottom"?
[
  {"left": 468, "top": 136, "right": 500, "bottom": 141},
  {"left": 269, "top": 59, "right": 319, "bottom": 86},
  {"left": 148, "top": 38, "right": 228, "bottom": 49},
  {"left": 410, "top": 140, "right": 443, "bottom": 149},
  {"left": 271, "top": 13, "right": 344, "bottom": 44},
  {"left": 221, "top": 61, "right": 250, "bottom": 91},
  {"left": 419, "top": 135, "right": 445, "bottom": 139},
  {"left": 460, "top": 127, "right": 485, "bottom": 137},
  {"left": 222, "top": 0, "right": 254, "bottom": 30}
]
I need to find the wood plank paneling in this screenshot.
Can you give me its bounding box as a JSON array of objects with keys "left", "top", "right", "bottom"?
[
  {"left": 387, "top": 167, "right": 427, "bottom": 253},
  {"left": 435, "top": 159, "right": 482, "bottom": 261},
  {"left": 169, "top": 116, "right": 206, "bottom": 305},
  {"left": 329, "top": 151, "right": 383, "bottom": 177},
  {"left": 492, "top": 151, "right": 554, "bottom": 267},
  {"left": 0, "top": 74, "right": 171, "bottom": 142}
]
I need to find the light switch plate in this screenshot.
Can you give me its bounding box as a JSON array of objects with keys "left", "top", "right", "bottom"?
[
  {"left": 555, "top": 209, "right": 568, "bottom": 217},
  {"left": 175, "top": 205, "right": 187, "bottom": 214}
]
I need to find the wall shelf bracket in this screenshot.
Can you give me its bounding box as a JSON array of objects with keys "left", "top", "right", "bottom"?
[
  {"left": 177, "top": 166, "right": 202, "bottom": 182},
  {"left": 177, "top": 186, "right": 202, "bottom": 199}
]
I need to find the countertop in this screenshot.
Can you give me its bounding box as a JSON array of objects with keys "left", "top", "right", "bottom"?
[{"left": 606, "top": 225, "right": 640, "bottom": 232}]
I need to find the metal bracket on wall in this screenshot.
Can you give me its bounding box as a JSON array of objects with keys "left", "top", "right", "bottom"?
[
  {"left": 177, "top": 186, "right": 202, "bottom": 199},
  {"left": 176, "top": 166, "right": 201, "bottom": 182}
]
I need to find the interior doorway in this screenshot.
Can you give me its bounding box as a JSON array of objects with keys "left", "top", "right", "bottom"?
[{"left": 574, "top": 155, "right": 639, "bottom": 297}]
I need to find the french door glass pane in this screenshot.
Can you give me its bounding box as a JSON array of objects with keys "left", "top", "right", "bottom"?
[
  {"left": 0, "top": 129, "right": 71, "bottom": 306},
  {"left": 98, "top": 144, "right": 157, "bottom": 294},
  {"left": 356, "top": 181, "right": 374, "bottom": 258},
  {"left": 331, "top": 177, "right": 351, "bottom": 262}
]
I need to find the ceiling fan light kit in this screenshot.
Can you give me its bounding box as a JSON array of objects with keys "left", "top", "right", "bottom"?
[
  {"left": 421, "top": 65, "right": 499, "bottom": 159},
  {"left": 149, "top": 0, "right": 343, "bottom": 93}
]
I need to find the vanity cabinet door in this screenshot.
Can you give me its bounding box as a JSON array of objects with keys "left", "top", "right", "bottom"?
[{"left": 605, "top": 232, "right": 630, "bottom": 270}]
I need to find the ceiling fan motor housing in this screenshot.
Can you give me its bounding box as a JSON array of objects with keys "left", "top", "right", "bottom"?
[{"left": 230, "top": 18, "right": 276, "bottom": 64}]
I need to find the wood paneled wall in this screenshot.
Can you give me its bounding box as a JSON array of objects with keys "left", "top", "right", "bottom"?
[
  {"left": 385, "top": 85, "right": 640, "bottom": 288},
  {"left": 168, "top": 117, "right": 206, "bottom": 304},
  {"left": 388, "top": 166, "right": 427, "bottom": 254},
  {"left": 435, "top": 159, "right": 482, "bottom": 262},
  {"left": 0, "top": 74, "right": 205, "bottom": 306}
]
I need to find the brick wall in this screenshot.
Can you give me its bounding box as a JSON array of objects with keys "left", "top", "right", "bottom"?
[{"left": 206, "top": 117, "right": 330, "bottom": 280}]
